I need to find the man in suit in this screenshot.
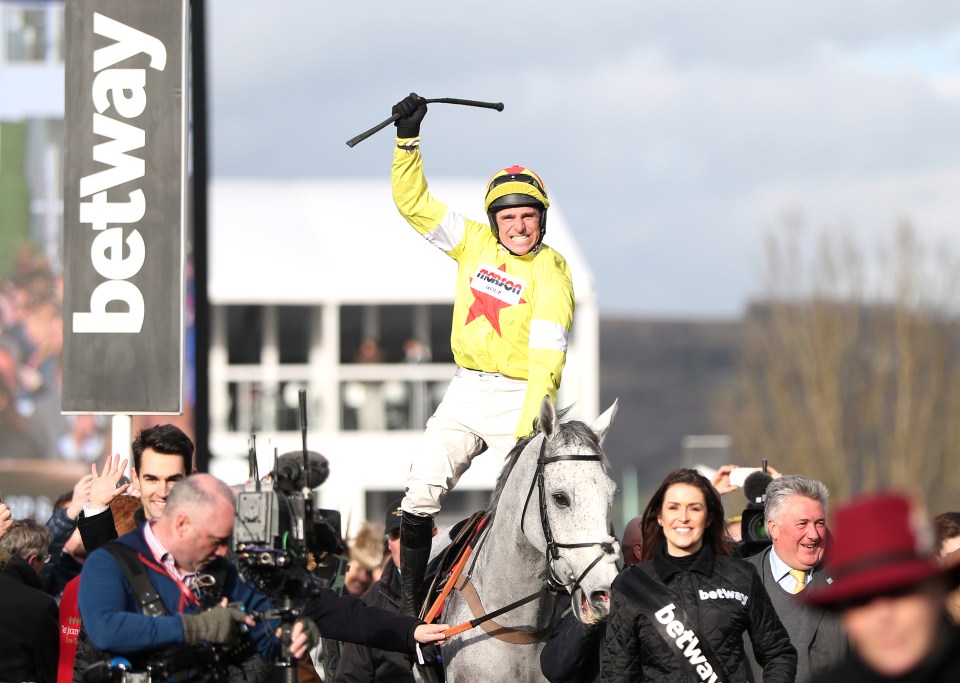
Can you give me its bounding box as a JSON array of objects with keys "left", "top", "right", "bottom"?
[{"left": 744, "top": 475, "right": 846, "bottom": 683}]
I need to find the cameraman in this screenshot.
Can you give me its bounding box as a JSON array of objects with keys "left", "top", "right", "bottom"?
[{"left": 78, "top": 474, "right": 317, "bottom": 680}]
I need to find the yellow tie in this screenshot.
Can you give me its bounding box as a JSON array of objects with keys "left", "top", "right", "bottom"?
[{"left": 789, "top": 569, "right": 806, "bottom": 594}]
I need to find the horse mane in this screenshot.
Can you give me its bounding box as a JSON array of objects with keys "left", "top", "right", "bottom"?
[{"left": 486, "top": 406, "right": 609, "bottom": 513}]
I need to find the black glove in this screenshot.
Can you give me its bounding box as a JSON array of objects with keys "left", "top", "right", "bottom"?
[
  {"left": 181, "top": 605, "right": 249, "bottom": 645},
  {"left": 392, "top": 92, "right": 427, "bottom": 138}
]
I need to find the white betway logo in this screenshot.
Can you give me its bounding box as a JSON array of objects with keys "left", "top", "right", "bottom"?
[
  {"left": 471, "top": 264, "right": 526, "bottom": 305},
  {"left": 73, "top": 13, "right": 167, "bottom": 334},
  {"left": 654, "top": 603, "right": 722, "bottom": 683},
  {"left": 699, "top": 587, "right": 749, "bottom": 606}
]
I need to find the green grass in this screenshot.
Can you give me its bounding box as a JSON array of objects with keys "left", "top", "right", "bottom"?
[{"left": 0, "top": 121, "right": 32, "bottom": 276}]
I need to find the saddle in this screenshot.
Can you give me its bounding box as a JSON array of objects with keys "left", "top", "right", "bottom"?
[{"left": 418, "top": 510, "right": 488, "bottom": 622}]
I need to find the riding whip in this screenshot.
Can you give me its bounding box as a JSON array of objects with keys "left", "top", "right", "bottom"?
[{"left": 345, "top": 97, "right": 504, "bottom": 148}]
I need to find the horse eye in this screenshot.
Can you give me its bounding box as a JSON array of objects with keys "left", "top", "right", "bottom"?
[{"left": 552, "top": 493, "right": 570, "bottom": 508}]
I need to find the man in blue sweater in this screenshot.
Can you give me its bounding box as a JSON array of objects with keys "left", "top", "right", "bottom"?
[{"left": 78, "top": 474, "right": 315, "bottom": 675}]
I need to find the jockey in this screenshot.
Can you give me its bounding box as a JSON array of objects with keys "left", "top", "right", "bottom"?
[{"left": 390, "top": 93, "right": 576, "bottom": 617}]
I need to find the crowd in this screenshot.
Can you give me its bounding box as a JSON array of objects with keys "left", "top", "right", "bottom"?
[
  {"left": 0, "top": 424, "right": 450, "bottom": 683},
  {"left": 3, "top": 442, "right": 958, "bottom": 683},
  {"left": 534, "top": 466, "right": 960, "bottom": 683},
  {"left": 0, "top": 246, "right": 110, "bottom": 464}
]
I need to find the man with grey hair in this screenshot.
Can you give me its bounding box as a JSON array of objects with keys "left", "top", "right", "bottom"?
[
  {"left": 79, "top": 473, "right": 316, "bottom": 681},
  {"left": 0, "top": 518, "right": 59, "bottom": 683},
  {"left": 744, "top": 474, "right": 846, "bottom": 683}
]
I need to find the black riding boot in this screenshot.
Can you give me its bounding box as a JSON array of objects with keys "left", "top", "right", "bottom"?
[{"left": 400, "top": 510, "right": 434, "bottom": 618}]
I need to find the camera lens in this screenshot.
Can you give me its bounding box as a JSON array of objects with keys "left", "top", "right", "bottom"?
[{"left": 747, "top": 514, "right": 769, "bottom": 542}]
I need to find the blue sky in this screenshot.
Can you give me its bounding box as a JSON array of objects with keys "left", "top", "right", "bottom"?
[{"left": 207, "top": 1, "right": 960, "bottom": 316}]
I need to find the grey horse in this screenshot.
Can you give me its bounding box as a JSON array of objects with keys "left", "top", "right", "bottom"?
[{"left": 426, "top": 396, "right": 620, "bottom": 682}]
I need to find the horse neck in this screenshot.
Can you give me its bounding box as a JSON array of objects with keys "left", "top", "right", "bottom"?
[{"left": 472, "top": 447, "right": 546, "bottom": 598}]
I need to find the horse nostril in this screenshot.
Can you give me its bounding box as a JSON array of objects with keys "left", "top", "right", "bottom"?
[{"left": 590, "top": 590, "right": 610, "bottom": 612}]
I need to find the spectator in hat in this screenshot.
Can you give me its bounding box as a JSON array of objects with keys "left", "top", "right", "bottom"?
[
  {"left": 803, "top": 492, "right": 960, "bottom": 682},
  {"left": 345, "top": 521, "right": 388, "bottom": 597}
]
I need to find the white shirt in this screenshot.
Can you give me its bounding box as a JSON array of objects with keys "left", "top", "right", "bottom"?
[{"left": 768, "top": 546, "right": 812, "bottom": 593}]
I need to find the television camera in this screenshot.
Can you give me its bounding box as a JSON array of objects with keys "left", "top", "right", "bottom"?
[
  {"left": 81, "top": 390, "right": 346, "bottom": 683},
  {"left": 231, "top": 389, "right": 348, "bottom": 682},
  {"left": 736, "top": 459, "right": 774, "bottom": 558}
]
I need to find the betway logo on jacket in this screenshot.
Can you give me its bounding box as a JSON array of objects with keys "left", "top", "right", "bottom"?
[
  {"left": 654, "top": 603, "right": 722, "bottom": 683},
  {"left": 471, "top": 264, "right": 526, "bottom": 305},
  {"left": 698, "top": 587, "right": 749, "bottom": 606}
]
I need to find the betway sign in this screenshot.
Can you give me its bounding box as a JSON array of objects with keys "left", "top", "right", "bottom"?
[{"left": 63, "top": 0, "right": 186, "bottom": 413}]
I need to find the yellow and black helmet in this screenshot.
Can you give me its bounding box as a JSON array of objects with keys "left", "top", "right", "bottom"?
[{"left": 484, "top": 165, "right": 550, "bottom": 251}]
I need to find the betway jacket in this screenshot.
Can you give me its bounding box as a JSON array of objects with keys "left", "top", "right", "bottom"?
[
  {"left": 600, "top": 542, "right": 797, "bottom": 683},
  {"left": 393, "top": 138, "right": 575, "bottom": 439}
]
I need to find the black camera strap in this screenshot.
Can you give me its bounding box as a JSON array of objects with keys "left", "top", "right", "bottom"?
[
  {"left": 105, "top": 543, "right": 169, "bottom": 617},
  {"left": 617, "top": 569, "right": 730, "bottom": 683},
  {"left": 102, "top": 544, "right": 264, "bottom": 679}
]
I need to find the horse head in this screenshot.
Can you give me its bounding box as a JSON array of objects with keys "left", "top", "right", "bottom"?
[{"left": 521, "top": 395, "right": 620, "bottom": 624}]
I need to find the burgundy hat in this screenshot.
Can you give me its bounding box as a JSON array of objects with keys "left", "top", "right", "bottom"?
[{"left": 803, "top": 491, "right": 960, "bottom": 608}]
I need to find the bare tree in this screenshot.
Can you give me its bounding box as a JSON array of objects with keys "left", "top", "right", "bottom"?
[{"left": 714, "top": 218, "right": 960, "bottom": 512}]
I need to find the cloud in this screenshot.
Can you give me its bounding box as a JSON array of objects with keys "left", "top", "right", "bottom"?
[{"left": 208, "top": 1, "right": 960, "bottom": 315}]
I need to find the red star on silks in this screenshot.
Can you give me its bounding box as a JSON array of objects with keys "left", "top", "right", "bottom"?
[{"left": 465, "top": 264, "right": 525, "bottom": 336}]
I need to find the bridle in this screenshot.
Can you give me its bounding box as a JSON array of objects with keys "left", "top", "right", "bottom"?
[
  {"left": 444, "top": 432, "right": 618, "bottom": 644},
  {"left": 520, "top": 435, "right": 619, "bottom": 596}
]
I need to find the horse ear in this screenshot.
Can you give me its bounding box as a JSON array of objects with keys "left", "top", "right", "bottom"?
[
  {"left": 590, "top": 399, "right": 619, "bottom": 445},
  {"left": 539, "top": 395, "right": 558, "bottom": 439}
]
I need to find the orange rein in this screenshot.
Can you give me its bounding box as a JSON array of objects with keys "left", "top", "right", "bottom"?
[{"left": 424, "top": 516, "right": 488, "bottom": 627}]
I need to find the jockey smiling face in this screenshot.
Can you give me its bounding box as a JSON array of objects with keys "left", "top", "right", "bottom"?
[
  {"left": 493, "top": 205, "right": 542, "bottom": 257},
  {"left": 484, "top": 165, "right": 550, "bottom": 257}
]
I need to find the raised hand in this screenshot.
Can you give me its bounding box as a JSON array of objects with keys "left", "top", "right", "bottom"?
[
  {"left": 711, "top": 464, "right": 739, "bottom": 495},
  {"left": 88, "top": 453, "right": 130, "bottom": 509},
  {"left": 0, "top": 502, "right": 12, "bottom": 540},
  {"left": 392, "top": 92, "right": 427, "bottom": 138},
  {"left": 65, "top": 473, "right": 95, "bottom": 520}
]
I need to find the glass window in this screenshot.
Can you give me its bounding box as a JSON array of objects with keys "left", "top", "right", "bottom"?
[
  {"left": 339, "top": 306, "right": 363, "bottom": 363},
  {"left": 429, "top": 304, "right": 454, "bottom": 363},
  {"left": 228, "top": 381, "right": 266, "bottom": 433},
  {"left": 277, "top": 306, "right": 311, "bottom": 365},
  {"left": 4, "top": 7, "right": 48, "bottom": 62},
  {"left": 276, "top": 380, "right": 319, "bottom": 431},
  {"left": 379, "top": 305, "right": 414, "bottom": 362},
  {"left": 227, "top": 306, "right": 261, "bottom": 364},
  {"left": 340, "top": 304, "right": 453, "bottom": 364},
  {"left": 340, "top": 380, "right": 386, "bottom": 431}
]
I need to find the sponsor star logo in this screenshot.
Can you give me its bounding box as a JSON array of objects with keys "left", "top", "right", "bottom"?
[{"left": 465, "top": 263, "right": 526, "bottom": 336}]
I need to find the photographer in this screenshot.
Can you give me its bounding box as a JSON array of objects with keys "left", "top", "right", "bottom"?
[{"left": 78, "top": 474, "right": 316, "bottom": 681}]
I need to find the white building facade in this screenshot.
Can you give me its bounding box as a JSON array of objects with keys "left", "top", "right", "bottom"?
[{"left": 208, "top": 178, "right": 599, "bottom": 531}]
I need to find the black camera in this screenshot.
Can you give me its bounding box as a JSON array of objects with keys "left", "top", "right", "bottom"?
[
  {"left": 737, "top": 464, "right": 774, "bottom": 557},
  {"left": 234, "top": 444, "right": 347, "bottom": 597}
]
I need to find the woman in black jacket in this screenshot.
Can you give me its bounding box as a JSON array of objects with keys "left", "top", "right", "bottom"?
[{"left": 600, "top": 469, "right": 797, "bottom": 682}]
